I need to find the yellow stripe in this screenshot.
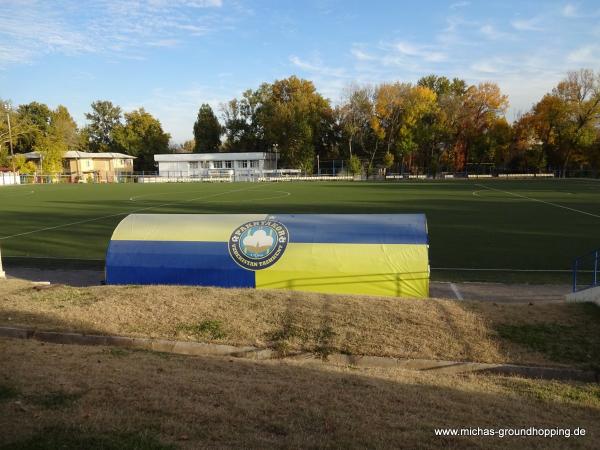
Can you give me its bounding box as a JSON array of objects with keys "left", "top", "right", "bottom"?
[
  {"left": 256, "top": 243, "right": 429, "bottom": 298},
  {"left": 111, "top": 214, "right": 268, "bottom": 242}
]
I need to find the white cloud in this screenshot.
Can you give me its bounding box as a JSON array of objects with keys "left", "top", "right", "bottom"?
[
  {"left": 0, "top": 0, "right": 230, "bottom": 65},
  {"left": 471, "top": 61, "right": 499, "bottom": 74},
  {"left": 511, "top": 17, "right": 543, "bottom": 31},
  {"left": 395, "top": 41, "right": 446, "bottom": 62},
  {"left": 449, "top": 1, "right": 470, "bottom": 9},
  {"left": 562, "top": 3, "right": 578, "bottom": 17},
  {"left": 479, "top": 24, "right": 513, "bottom": 40},
  {"left": 350, "top": 47, "right": 375, "bottom": 61},
  {"left": 567, "top": 45, "right": 600, "bottom": 64},
  {"left": 289, "top": 55, "right": 347, "bottom": 78},
  {"left": 243, "top": 229, "right": 274, "bottom": 250}
]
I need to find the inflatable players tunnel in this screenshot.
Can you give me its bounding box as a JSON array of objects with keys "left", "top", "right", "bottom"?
[{"left": 105, "top": 214, "right": 429, "bottom": 298}]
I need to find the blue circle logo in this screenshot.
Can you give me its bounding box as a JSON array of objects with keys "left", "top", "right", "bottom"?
[{"left": 229, "top": 219, "right": 289, "bottom": 270}]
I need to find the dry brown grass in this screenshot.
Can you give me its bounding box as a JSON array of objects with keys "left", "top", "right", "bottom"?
[
  {"left": 1, "top": 279, "right": 598, "bottom": 367},
  {"left": 1, "top": 338, "right": 599, "bottom": 449}
]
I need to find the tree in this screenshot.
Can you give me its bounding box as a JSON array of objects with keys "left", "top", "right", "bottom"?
[
  {"left": 51, "top": 105, "right": 79, "bottom": 150},
  {"left": 338, "top": 85, "right": 373, "bottom": 159},
  {"left": 1, "top": 101, "right": 32, "bottom": 162},
  {"left": 415, "top": 75, "right": 467, "bottom": 173},
  {"left": 193, "top": 104, "right": 221, "bottom": 153},
  {"left": 371, "top": 83, "right": 437, "bottom": 172},
  {"left": 259, "top": 76, "right": 333, "bottom": 172},
  {"left": 14, "top": 101, "right": 52, "bottom": 152},
  {"left": 84, "top": 100, "right": 122, "bottom": 152},
  {"left": 507, "top": 113, "right": 544, "bottom": 172},
  {"left": 221, "top": 89, "right": 268, "bottom": 152},
  {"left": 348, "top": 154, "right": 362, "bottom": 175},
  {"left": 113, "top": 108, "right": 170, "bottom": 171},
  {"left": 453, "top": 82, "right": 509, "bottom": 171},
  {"left": 33, "top": 105, "right": 81, "bottom": 174},
  {"left": 172, "top": 140, "right": 195, "bottom": 153},
  {"left": 529, "top": 69, "right": 600, "bottom": 175}
]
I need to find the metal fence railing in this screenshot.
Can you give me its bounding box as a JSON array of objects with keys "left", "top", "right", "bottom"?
[{"left": 572, "top": 248, "right": 600, "bottom": 292}]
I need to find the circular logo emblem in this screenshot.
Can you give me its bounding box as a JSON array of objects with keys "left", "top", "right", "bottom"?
[{"left": 229, "top": 219, "right": 289, "bottom": 270}]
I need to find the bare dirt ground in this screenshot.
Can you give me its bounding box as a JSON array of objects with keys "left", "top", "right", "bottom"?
[{"left": 5, "top": 267, "right": 571, "bottom": 303}]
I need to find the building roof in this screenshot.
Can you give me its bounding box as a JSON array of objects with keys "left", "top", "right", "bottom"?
[
  {"left": 154, "top": 152, "right": 271, "bottom": 162},
  {"left": 22, "top": 151, "right": 135, "bottom": 160}
]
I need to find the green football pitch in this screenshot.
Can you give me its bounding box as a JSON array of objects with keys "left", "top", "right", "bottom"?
[{"left": 1, "top": 179, "right": 599, "bottom": 283}]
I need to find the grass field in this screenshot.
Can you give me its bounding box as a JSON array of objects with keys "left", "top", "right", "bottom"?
[{"left": 1, "top": 179, "right": 599, "bottom": 283}]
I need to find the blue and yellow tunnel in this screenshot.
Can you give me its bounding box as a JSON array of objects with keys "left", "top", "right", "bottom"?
[{"left": 105, "top": 214, "right": 429, "bottom": 298}]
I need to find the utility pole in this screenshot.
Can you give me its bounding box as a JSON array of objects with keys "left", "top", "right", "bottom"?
[
  {"left": 272, "top": 143, "right": 279, "bottom": 176},
  {"left": 317, "top": 154, "right": 320, "bottom": 176},
  {"left": 6, "top": 108, "right": 16, "bottom": 184}
]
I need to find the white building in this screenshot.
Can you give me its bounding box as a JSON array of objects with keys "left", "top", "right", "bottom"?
[{"left": 154, "top": 152, "right": 284, "bottom": 181}]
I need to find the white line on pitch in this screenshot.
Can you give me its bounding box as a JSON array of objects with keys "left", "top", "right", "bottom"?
[
  {"left": 0, "top": 185, "right": 267, "bottom": 241},
  {"left": 450, "top": 283, "right": 463, "bottom": 300},
  {"left": 475, "top": 184, "right": 600, "bottom": 219}
]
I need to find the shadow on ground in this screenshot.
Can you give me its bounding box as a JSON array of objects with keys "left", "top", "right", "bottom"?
[{"left": 1, "top": 335, "right": 599, "bottom": 449}]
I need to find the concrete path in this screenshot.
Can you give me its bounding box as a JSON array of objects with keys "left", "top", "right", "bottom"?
[
  {"left": 430, "top": 281, "right": 570, "bottom": 303},
  {"left": 5, "top": 267, "right": 570, "bottom": 303},
  {"left": 5, "top": 267, "right": 104, "bottom": 287},
  {"left": 0, "top": 326, "right": 595, "bottom": 382}
]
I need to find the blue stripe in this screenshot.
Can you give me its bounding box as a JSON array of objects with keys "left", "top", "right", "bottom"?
[
  {"left": 271, "top": 214, "right": 428, "bottom": 244},
  {"left": 105, "top": 240, "right": 255, "bottom": 287}
]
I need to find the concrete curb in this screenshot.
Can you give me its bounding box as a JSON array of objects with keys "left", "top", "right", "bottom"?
[{"left": 0, "top": 326, "right": 597, "bottom": 382}]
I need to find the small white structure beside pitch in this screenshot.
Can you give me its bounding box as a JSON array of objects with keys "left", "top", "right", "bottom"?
[
  {"left": 0, "top": 172, "right": 20, "bottom": 186},
  {"left": 566, "top": 286, "right": 600, "bottom": 306},
  {"left": 0, "top": 246, "right": 5, "bottom": 279}
]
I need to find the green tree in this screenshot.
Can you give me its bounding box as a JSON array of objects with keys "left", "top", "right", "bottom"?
[
  {"left": 34, "top": 133, "right": 67, "bottom": 174},
  {"left": 260, "top": 76, "right": 333, "bottom": 172},
  {"left": 193, "top": 104, "right": 221, "bottom": 152},
  {"left": 348, "top": 154, "right": 362, "bottom": 175},
  {"left": 221, "top": 89, "right": 268, "bottom": 152},
  {"left": 113, "top": 108, "right": 170, "bottom": 171},
  {"left": 415, "top": 75, "right": 467, "bottom": 173},
  {"left": 84, "top": 100, "right": 122, "bottom": 152},
  {"left": 14, "top": 101, "right": 52, "bottom": 152},
  {"left": 51, "top": 105, "right": 79, "bottom": 150},
  {"left": 338, "top": 85, "right": 373, "bottom": 159},
  {"left": 371, "top": 83, "right": 437, "bottom": 172}
]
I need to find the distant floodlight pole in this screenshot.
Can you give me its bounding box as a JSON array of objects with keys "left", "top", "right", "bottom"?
[
  {"left": 272, "top": 143, "right": 279, "bottom": 176},
  {"left": 317, "top": 154, "right": 320, "bottom": 176},
  {"left": 5, "top": 105, "right": 16, "bottom": 184}
]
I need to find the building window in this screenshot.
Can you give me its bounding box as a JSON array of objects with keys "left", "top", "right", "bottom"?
[
  {"left": 250, "top": 160, "right": 259, "bottom": 168},
  {"left": 240, "top": 160, "right": 248, "bottom": 168},
  {"left": 189, "top": 162, "right": 198, "bottom": 169},
  {"left": 224, "top": 160, "right": 233, "bottom": 168},
  {"left": 213, "top": 161, "right": 223, "bottom": 169}
]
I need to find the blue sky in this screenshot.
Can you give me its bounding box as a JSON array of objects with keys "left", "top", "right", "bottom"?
[{"left": 1, "top": 0, "right": 599, "bottom": 142}]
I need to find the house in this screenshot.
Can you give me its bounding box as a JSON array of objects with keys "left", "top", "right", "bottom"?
[
  {"left": 154, "top": 152, "right": 283, "bottom": 181},
  {"left": 23, "top": 151, "right": 135, "bottom": 182}
]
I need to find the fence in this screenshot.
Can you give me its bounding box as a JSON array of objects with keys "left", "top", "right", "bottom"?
[
  {"left": 572, "top": 248, "right": 600, "bottom": 292},
  {"left": 10, "top": 170, "right": 600, "bottom": 184},
  {"left": 0, "top": 172, "right": 20, "bottom": 186}
]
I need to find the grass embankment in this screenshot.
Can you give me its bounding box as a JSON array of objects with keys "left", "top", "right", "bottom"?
[
  {"left": 1, "top": 338, "right": 599, "bottom": 449},
  {"left": 1, "top": 280, "right": 599, "bottom": 368}
]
